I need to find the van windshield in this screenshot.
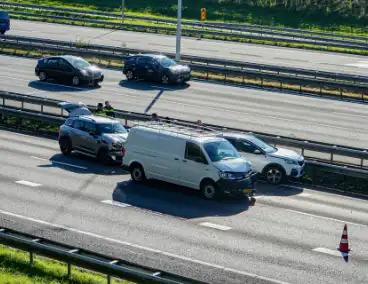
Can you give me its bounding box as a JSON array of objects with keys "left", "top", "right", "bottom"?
[{"left": 203, "top": 140, "right": 240, "bottom": 162}]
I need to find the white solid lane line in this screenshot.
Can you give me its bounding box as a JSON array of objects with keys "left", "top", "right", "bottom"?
[
  {"left": 0, "top": 209, "right": 291, "bottom": 284},
  {"left": 312, "top": 247, "right": 348, "bottom": 258},
  {"left": 286, "top": 209, "right": 367, "bottom": 228},
  {"left": 101, "top": 200, "right": 131, "bottom": 208},
  {"left": 15, "top": 180, "right": 41, "bottom": 187},
  {"left": 30, "top": 156, "right": 88, "bottom": 170},
  {"left": 199, "top": 222, "right": 232, "bottom": 231}
]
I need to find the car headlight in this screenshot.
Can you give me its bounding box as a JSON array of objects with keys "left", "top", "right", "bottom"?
[
  {"left": 218, "top": 171, "right": 238, "bottom": 180},
  {"left": 284, "top": 159, "right": 298, "bottom": 165}
]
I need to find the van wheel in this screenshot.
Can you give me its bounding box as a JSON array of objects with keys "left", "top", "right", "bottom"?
[
  {"left": 59, "top": 138, "right": 72, "bottom": 155},
  {"left": 264, "top": 165, "right": 285, "bottom": 185},
  {"left": 130, "top": 164, "right": 146, "bottom": 183},
  {"left": 200, "top": 180, "right": 218, "bottom": 200}
]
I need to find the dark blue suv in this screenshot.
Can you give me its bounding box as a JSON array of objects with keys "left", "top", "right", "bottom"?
[{"left": 0, "top": 11, "right": 10, "bottom": 35}]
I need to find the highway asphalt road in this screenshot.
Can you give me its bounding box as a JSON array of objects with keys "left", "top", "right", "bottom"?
[
  {"left": 1, "top": 55, "right": 368, "bottom": 150},
  {"left": 7, "top": 20, "right": 368, "bottom": 76},
  {"left": 0, "top": 128, "right": 367, "bottom": 284}
]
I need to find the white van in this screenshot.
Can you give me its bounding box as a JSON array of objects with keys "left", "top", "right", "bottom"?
[{"left": 121, "top": 122, "right": 258, "bottom": 201}]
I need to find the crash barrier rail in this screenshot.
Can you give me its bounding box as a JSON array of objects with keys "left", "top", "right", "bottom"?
[
  {"left": 2, "top": 1, "right": 368, "bottom": 46},
  {"left": 1, "top": 91, "right": 368, "bottom": 171},
  {"left": 2, "top": 34, "right": 368, "bottom": 86},
  {"left": 0, "top": 226, "right": 208, "bottom": 284},
  {"left": 3, "top": 9, "right": 368, "bottom": 51},
  {"left": 1, "top": 36, "right": 368, "bottom": 100}
]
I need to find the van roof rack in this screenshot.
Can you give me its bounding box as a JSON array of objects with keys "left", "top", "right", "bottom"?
[{"left": 130, "top": 119, "right": 224, "bottom": 138}]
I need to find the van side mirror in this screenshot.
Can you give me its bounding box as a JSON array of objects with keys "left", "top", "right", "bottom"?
[{"left": 254, "top": 149, "right": 261, "bottom": 154}]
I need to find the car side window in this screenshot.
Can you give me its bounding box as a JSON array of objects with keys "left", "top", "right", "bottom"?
[
  {"left": 65, "top": 118, "right": 74, "bottom": 127},
  {"left": 47, "top": 58, "right": 59, "bottom": 67},
  {"left": 185, "top": 142, "right": 207, "bottom": 164},
  {"left": 84, "top": 121, "right": 96, "bottom": 133},
  {"left": 73, "top": 120, "right": 84, "bottom": 130},
  {"left": 137, "top": 58, "right": 147, "bottom": 65},
  {"left": 59, "top": 59, "right": 72, "bottom": 72},
  {"left": 235, "top": 140, "right": 256, "bottom": 153}
]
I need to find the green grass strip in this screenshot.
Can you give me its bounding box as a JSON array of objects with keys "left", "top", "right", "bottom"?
[{"left": 0, "top": 244, "right": 135, "bottom": 284}]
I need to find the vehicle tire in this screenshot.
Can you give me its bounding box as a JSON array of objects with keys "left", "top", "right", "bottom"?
[
  {"left": 200, "top": 180, "right": 218, "bottom": 200},
  {"left": 39, "top": 71, "right": 47, "bottom": 81},
  {"left": 97, "top": 148, "right": 112, "bottom": 165},
  {"left": 264, "top": 165, "right": 285, "bottom": 185},
  {"left": 59, "top": 137, "right": 72, "bottom": 155},
  {"left": 130, "top": 163, "right": 146, "bottom": 184},
  {"left": 72, "top": 76, "right": 80, "bottom": 86},
  {"left": 0, "top": 31, "right": 5, "bottom": 35},
  {"left": 161, "top": 74, "right": 169, "bottom": 85},
  {"left": 126, "top": 70, "right": 135, "bottom": 81}
]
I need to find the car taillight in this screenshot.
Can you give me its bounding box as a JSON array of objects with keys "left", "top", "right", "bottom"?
[{"left": 121, "top": 147, "right": 126, "bottom": 157}]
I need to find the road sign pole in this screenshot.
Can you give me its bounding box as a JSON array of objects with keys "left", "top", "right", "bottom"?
[{"left": 175, "top": 0, "right": 182, "bottom": 61}]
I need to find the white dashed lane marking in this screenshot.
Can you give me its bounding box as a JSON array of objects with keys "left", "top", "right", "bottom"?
[
  {"left": 15, "top": 180, "right": 41, "bottom": 187},
  {"left": 312, "top": 247, "right": 348, "bottom": 258},
  {"left": 30, "top": 156, "right": 88, "bottom": 170},
  {"left": 199, "top": 222, "right": 232, "bottom": 231},
  {"left": 101, "top": 200, "right": 132, "bottom": 208}
]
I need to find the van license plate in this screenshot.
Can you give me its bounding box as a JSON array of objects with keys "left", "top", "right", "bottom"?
[{"left": 243, "top": 189, "right": 252, "bottom": 193}]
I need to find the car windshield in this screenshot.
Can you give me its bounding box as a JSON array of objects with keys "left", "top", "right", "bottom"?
[
  {"left": 97, "top": 123, "right": 127, "bottom": 134},
  {"left": 70, "top": 58, "right": 90, "bottom": 70},
  {"left": 203, "top": 140, "right": 240, "bottom": 162},
  {"left": 157, "top": 56, "right": 177, "bottom": 68},
  {"left": 247, "top": 135, "right": 277, "bottom": 153}
]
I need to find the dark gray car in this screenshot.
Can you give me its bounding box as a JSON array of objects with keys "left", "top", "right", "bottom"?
[{"left": 58, "top": 111, "right": 128, "bottom": 164}]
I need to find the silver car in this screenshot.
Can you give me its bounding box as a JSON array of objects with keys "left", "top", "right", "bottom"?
[{"left": 58, "top": 103, "right": 128, "bottom": 164}]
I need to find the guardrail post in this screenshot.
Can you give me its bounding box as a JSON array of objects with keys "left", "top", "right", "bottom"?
[
  {"left": 30, "top": 251, "right": 34, "bottom": 265},
  {"left": 41, "top": 105, "right": 44, "bottom": 113},
  {"left": 21, "top": 101, "right": 24, "bottom": 109},
  {"left": 107, "top": 275, "right": 111, "bottom": 284},
  {"left": 68, "top": 263, "right": 71, "bottom": 277}
]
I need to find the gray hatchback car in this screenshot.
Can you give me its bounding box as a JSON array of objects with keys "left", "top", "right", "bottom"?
[{"left": 58, "top": 115, "right": 128, "bottom": 164}]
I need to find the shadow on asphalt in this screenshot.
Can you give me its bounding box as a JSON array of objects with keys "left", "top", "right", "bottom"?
[
  {"left": 37, "top": 153, "right": 128, "bottom": 176},
  {"left": 112, "top": 179, "right": 250, "bottom": 219},
  {"left": 119, "top": 79, "right": 190, "bottom": 91},
  {"left": 28, "top": 80, "right": 98, "bottom": 92},
  {"left": 256, "top": 182, "right": 303, "bottom": 197}
]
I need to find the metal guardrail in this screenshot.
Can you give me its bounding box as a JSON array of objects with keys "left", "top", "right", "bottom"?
[
  {"left": 4, "top": 8, "right": 368, "bottom": 51},
  {"left": 2, "top": 1, "right": 368, "bottom": 46},
  {"left": 1, "top": 35, "right": 368, "bottom": 100},
  {"left": 0, "top": 226, "right": 208, "bottom": 284},
  {"left": 1, "top": 91, "right": 368, "bottom": 170}
]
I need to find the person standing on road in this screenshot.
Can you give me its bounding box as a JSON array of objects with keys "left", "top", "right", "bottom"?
[
  {"left": 95, "top": 103, "right": 105, "bottom": 116},
  {"left": 104, "top": 101, "right": 115, "bottom": 118}
]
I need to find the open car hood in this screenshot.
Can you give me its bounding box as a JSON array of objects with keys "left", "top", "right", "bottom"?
[{"left": 58, "top": 102, "right": 92, "bottom": 117}]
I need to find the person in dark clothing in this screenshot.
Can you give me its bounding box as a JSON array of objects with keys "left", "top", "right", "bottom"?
[
  {"left": 104, "top": 101, "right": 115, "bottom": 118},
  {"left": 151, "top": 113, "right": 160, "bottom": 121},
  {"left": 95, "top": 103, "right": 105, "bottom": 115}
]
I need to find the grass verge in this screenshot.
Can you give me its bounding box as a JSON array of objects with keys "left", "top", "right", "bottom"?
[
  {"left": 4, "top": 0, "right": 368, "bottom": 37},
  {"left": 0, "top": 45, "right": 367, "bottom": 102},
  {"left": 0, "top": 244, "right": 134, "bottom": 284},
  {"left": 3, "top": 6, "right": 368, "bottom": 56},
  {"left": 1, "top": 112, "right": 367, "bottom": 195}
]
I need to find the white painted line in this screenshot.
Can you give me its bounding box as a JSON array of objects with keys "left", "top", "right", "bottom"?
[
  {"left": 286, "top": 209, "right": 367, "bottom": 228},
  {"left": 0, "top": 209, "right": 290, "bottom": 284},
  {"left": 30, "top": 156, "right": 88, "bottom": 170},
  {"left": 15, "top": 180, "right": 41, "bottom": 187},
  {"left": 101, "top": 200, "right": 131, "bottom": 208},
  {"left": 312, "top": 247, "right": 348, "bottom": 258},
  {"left": 199, "top": 222, "right": 232, "bottom": 231},
  {"left": 298, "top": 193, "right": 311, "bottom": 197}
]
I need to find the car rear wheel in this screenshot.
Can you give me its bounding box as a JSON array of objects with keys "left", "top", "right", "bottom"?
[
  {"left": 126, "top": 70, "right": 135, "bottom": 80},
  {"left": 264, "top": 165, "right": 285, "bottom": 185},
  {"left": 161, "top": 75, "right": 169, "bottom": 85},
  {"left": 39, "top": 71, "right": 47, "bottom": 81},
  {"left": 59, "top": 138, "right": 72, "bottom": 155},
  {"left": 72, "top": 76, "right": 80, "bottom": 86}
]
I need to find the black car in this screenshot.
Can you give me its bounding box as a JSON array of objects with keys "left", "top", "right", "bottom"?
[
  {"left": 0, "top": 11, "right": 10, "bottom": 34},
  {"left": 123, "top": 54, "right": 191, "bottom": 85},
  {"left": 35, "top": 55, "right": 104, "bottom": 87}
]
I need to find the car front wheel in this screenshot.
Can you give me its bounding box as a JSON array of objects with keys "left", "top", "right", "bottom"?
[
  {"left": 59, "top": 138, "right": 72, "bottom": 155},
  {"left": 72, "top": 76, "right": 80, "bottom": 86},
  {"left": 264, "top": 165, "right": 285, "bottom": 185},
  {"left": 126, "top": 70, "right": 135, "bottom": 80},
  {"left": 161, "top": 74, "right": 170, "bottom": 85}
]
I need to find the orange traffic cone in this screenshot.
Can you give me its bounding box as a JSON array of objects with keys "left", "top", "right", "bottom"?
[{"left": 338, "top": 224, "right": 350, "bottom": 253}]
